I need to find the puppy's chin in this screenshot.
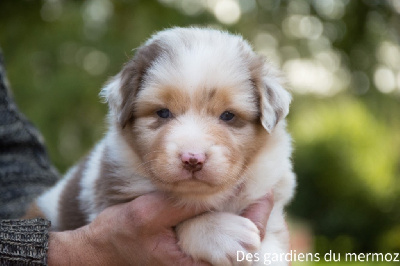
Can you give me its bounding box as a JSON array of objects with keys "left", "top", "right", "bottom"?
[{"left": 150, "top": 166, "right": 244, "bottom": 198}]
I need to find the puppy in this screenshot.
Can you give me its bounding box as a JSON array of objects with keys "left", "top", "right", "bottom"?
[{"left": 26, "top": 27, "right": 296, "bottom": 265}]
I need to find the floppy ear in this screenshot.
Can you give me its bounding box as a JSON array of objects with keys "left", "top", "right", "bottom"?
[
  {"left": 100, "top": 40, "right": 163, "bottom": 128},
  {"left": 257, "top": 64, "right": 291, "bottom": 133},
  {"left": 100, "top": 73, "right": 123, "bottom": 118}
]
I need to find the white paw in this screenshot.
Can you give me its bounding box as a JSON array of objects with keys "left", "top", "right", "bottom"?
[{"left": 177, "top": 212, "right": 261, "bottom": 266}]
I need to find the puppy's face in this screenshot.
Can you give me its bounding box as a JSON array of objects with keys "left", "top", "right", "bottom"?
[
  {"left": 103, "top": 28, "right": 291, "bottom": 198},
  {"left": 132, "top": 78, "right": 265, "bottom": 196}
]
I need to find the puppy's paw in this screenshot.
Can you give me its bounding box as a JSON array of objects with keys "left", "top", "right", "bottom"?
[{"left": 177, "top": 212, "right": 261, "bottom": 266}]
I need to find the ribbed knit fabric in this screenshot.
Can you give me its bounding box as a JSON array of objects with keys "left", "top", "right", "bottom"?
[
  {"left": 0, "top": 218, "right": 51, "bottom": 265},
  {"left": 0, "top": 50, "right": 60, "bottom": 265}
]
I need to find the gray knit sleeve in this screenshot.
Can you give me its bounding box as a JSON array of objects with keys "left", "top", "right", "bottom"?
[
  {"left": 0, "top": 218, "right": 51, "bottom": 265},
  {"left": 0, "top": 50, "right": 59, "bottom": 265},
  {"left": 0, "top": 49, "right": 60, "bottom": 219}
]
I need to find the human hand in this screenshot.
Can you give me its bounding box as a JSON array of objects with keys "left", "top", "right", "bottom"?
[
  {"left": 47, "top": 192, "right": 209, "bottom": 265},
  {"left": 241, "top": 192, "right": 274, "bottom": 241},
  {"left": 47, "top": 192, "right": 274, "bottom": 265}
]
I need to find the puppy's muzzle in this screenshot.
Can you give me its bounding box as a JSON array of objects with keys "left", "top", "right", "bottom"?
[{"left": 181, "top": 152, "right": 206, "bottom": 172}]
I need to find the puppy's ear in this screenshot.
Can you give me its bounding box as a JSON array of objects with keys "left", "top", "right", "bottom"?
[
  {"left": 100, "top": 40, "right": 163, "bottom": 127},
  {"left": 100, "top": 74, "right": 123, "bottom": 117},
  {"left": 255, "top": 61, "right": 291, "bottom": 133}
]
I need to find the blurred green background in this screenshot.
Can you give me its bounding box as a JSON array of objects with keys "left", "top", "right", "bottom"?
[{"left": 1, "top": 0, "right": 399, "bottom": 262}]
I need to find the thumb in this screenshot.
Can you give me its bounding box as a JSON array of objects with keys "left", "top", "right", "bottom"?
[{"left": 241, "top": 192, "right": 274, "bottom": 240}]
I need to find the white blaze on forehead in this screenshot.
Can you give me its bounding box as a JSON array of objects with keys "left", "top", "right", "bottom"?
[
  {"left": 163, "top": 113, "right": 230, "bottom": 177},
  {"left": 143, "top": 28, "right": 255, "bottom": 97},
  {"left": 173, "top": 46, "right": 249, "bottom": 90},
  {"left": 167, "top": 113, "right": 211, "bottom": 152}
]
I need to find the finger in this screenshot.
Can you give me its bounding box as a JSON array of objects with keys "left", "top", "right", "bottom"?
[
  {"left": 241, "top": 192, "right": 274, "bottom": 240},
  {"left": 129, "top": 192, "right": 208, "bottom": 228}
]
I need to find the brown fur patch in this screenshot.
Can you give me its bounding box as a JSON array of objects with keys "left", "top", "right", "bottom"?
[
  {"left": 194, "top": 86, "right": 258, "bottom": 128},
  {"left": 94, "top": 146, "right": 141, "bottom": 209},
  {"left": 58, "top": 159, "right": 88, "bottom": 231},
  {"left": 147, "top": 118, "right": 169, "bottom": 130},
  {"left": 22, "top": 202, "right": 46, "bottom": 219},
  {"left": 119, "top": 40, "right": 165, "bottom": 127},
  {"left": 117, "top": 40, "right": 172, "bottom": 156},
  {"left": 242, "top": 123, "right": 269, "bottom": 165},
  {"left": 158, "top": 86, "right": 191, "bottom": 115},
  {"left": 225, "top": 115, "right": 248, "bottom": 129},
  {"left": 193, "top": 87, "right": 231, "bottom": 115},
  {"left": 134, "top": 86, "right": 191, "bottom": 119}
]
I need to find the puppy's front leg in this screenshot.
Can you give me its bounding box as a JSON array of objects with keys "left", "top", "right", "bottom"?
[{"left": 176, "top": 212, "right": 261, "bottom": 266}]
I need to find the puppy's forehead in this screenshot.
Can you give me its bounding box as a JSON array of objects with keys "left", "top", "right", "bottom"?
[
  {"left": 146, "top": 29, "right": 253, "bottom": 90},
  {"left": 137, "top": 29, "right": 258, "bottom": 113}
]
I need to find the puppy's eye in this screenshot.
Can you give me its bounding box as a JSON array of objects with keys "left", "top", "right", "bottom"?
[
  {"left": 156, "top": 108, "right": 171, "bottom": 119},
  {"left": 220, "top": 111, "right": 235, "bottom": 122}
]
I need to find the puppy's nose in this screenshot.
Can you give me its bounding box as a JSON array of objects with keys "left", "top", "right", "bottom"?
[{"left": 181, "top": 152, "right": 206, "bottom": 172}]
